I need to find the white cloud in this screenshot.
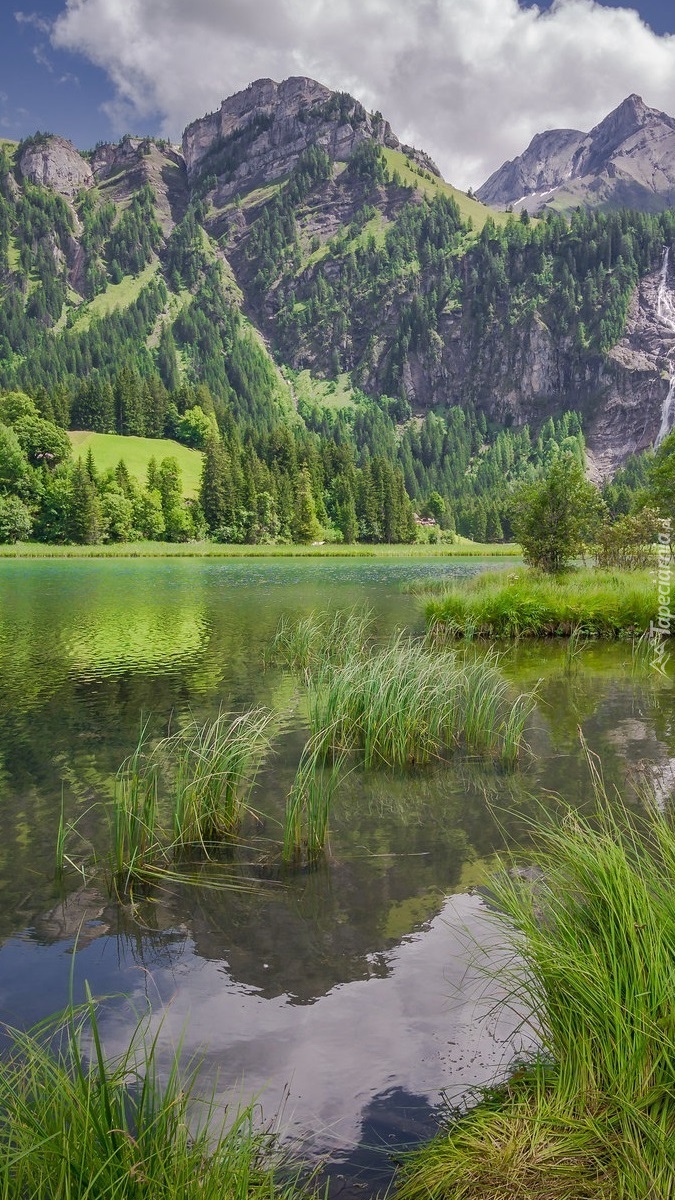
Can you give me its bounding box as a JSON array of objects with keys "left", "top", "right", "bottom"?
[
  {"left": 50, "top": 0, "right": 675, "bottom": 187},
  {"left": 14, "top": 10, "right": 52, "bottom": 34},
  {"left": 32, "top": 43, "right": 54, "bottom": 72}
]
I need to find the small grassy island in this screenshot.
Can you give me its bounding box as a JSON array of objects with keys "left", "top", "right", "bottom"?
[
  {"left": 425, "top": 567, "right": 664, "bottom": 639},
  {"left": 422, "top": 448, "right": 671, "bottom": 642}
]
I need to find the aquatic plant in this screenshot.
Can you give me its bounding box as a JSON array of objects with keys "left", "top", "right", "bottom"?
[
  {"left": 58, "top": 712, "right": 276, "bottom": 898},
  {"left": 0, "top": 993, "right": 302, "bottom": 1200},
  {"left": 111, "top": 726, "right": 163, "bottom": 893},
  {"left": 397, "top": 757, "right": 675, "bottom": 1200},
  {"left": 168, "top": 709, "right": 274, "bottom": 849},
  {"left": 425, "top": 567, "right": 664, "bottom": 640},
  {"left": 269, "top": 606, "right": 374, "bottom": 673},
  {"left": 55, "top": 789, "right": 91, "bottom": 886},
  {"left": 563, "top": 624, "right": 586, "bottom": 674},
  {"left": 282, "top": 735, "right": 345, "bottom": 866},
  {"left": 308, "top": 639, "right": 533, "bottom": 768}
]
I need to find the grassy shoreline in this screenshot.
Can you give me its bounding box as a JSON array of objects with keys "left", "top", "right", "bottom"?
[
  {"left": 18, "top": 787, "right": 675, "bottom": 1200},
  {"left": 398, "top": 791, "right": 675, "bottom": 1200},
  {"left": 0, "top": 998, "right": 302, "bottom": 1200},
  {"left": 0, "top": 540, "right": 521, "bottom": 560}
]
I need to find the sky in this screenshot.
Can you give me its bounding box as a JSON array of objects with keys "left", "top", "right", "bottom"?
[{"left": 2, "top": 0, "right": 675, "bottom": 189}]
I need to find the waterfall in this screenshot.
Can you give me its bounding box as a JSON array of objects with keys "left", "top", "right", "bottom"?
[{"left": 655, "top": 247, "right": 675, "bottom": 447}]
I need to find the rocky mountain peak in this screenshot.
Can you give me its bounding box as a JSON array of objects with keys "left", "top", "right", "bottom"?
[
  {"left": 477, "top": 94, "right": 675, "bottom": 214},
  {"left": 579, "top": 93, "right": 662, "bottom": 176},
  {"left": 476, "top": 126, "right": 584, "bottom": 208},
  {"left": 599, "top": 93, "right": 650, "bottom": 129},
  {"left": 181, "top": 75, "right": 436, "bottom": 200},
  {"left": 18, "top": 134, "right": 93, "bottom": 198}
]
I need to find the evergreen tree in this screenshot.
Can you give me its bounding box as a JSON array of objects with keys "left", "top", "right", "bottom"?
[
  {"left": 292, "top": 468, "right": 322, "bottom": 543},
  {"left": 146, "top": 457, "right": 160, "bottom": 493},
  {"left": 68, "top": 459, "right": 103, "bottom": 544},
  {"left": 200, "top": 435, "right": 230, "bottom": 532}
]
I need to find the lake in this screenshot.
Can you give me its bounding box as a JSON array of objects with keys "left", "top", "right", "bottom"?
[{"left": 0, "top": 557, "right": 671, "bottom": 1193}]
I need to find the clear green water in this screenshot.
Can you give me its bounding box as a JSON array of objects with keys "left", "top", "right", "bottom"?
[{"left": 0, "top": 558, "right": 672, "bottom": 1189}]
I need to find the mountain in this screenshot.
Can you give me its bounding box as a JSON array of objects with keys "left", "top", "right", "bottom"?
[
  {"left": 183, "top": 76, "right": 440, "bottom": 195},
  {"left": 2, "top": 76, "right": 675, "bottom": 548},
  {"left": 476, "top": 94, "right": 675, "bottom": 214}
]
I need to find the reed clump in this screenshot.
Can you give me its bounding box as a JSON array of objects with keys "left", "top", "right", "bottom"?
[
  {"left": 269, "top": 607, "right": 374, "bottom": 672},
  {"left": 112, "top": 729, "right": 164, "bottom": 891},
  {"left": 397, "top": 769, "right": 675, "bottom": 1200},
  {"left": 282, "top": 736, "right": 345, "bottom": 866},
  {"left": 168, "top": 709, "right": 273, "bottom": 849},
  {"left": 0, "top": 994, "right": 302, "bottom": 1200},
  {"left": 308, "top": 639, "right": 534, "bottom": 768},
  {"left": 56, "top": 711, "right": 276, "bottom": 897},
  {"left": 425, "top": 568, "right": 663, "bottom": 640}
]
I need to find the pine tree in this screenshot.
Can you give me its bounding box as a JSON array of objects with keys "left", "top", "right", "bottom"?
[
  {"left": 85, "top": 447, "right": 98, "bottom": 484},
  {"left": 114, "top": 459, "right": 134, "bottom": 498},
  {"left": 146, "top": 457, "right": 159, "bottom": 492},
  {"left": 200, "top": 434, "right": 229, "bottom": 532},
  {"left": 68, "top": 459, "right": 103, "bottom": 544},
  {"left": 115, "top": 367, "right": 145, "bottom": 437},
  {"left": 291, "top": 468, "right": 322, "bottom": 543}
]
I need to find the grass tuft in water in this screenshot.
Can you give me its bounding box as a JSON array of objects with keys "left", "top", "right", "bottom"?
[
  {"left": 397, "top": 756, "right": 675, "bottom": 1200},
  {"left": 60, "top": 713, "right": 276, "bottom": 898},
  {"left": 282, "top": 736, "right": 345, "bottom": 866},
  {"left": 308, "top": 638, "right": 534, "bottom": 768},
  {"left": 168, "top": 709, "right": 274, "bottom": 849},
  {"left": 563, "top": 624, "right": 587, "bottom": 674},
  {"left": 269, "top": 607, "right": 374, "bottom": 673},
  {"left": 112, "top": 726, "right": 163, "bottom": 894},
  {"left": 0, "top": 991, "right": 303, "bottom": 1200}
]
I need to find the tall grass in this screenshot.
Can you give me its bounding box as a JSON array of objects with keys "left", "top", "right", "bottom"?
[
  {"left": 308, "top": 639, "right": 534, "bottom": 768},
  {"left": 58, "top": 712, "right": 275, "bottom": 897},
  {"left": 397, "top": 759, "right": 675, "bottom": 1200},
  {"left": 563, "top": 624, "right": 586, "bottom": 674},
  {"left": 111, "top": 727, "right": 163, "bottom": 893},
  {"left": 426, "top": 567, "right": 663, "bottom": 639},
  {"left": 269, "top": 607, "right": 374, "bottom": 672},
  {"left": 168, "top": 710, "right": 273, "bottom": 849},
  {"left": 282, "top": 736, "right": 345, "bottom": 866},
  {"left": 0, "top": 993, "right": 302, "bottom": 1200}
]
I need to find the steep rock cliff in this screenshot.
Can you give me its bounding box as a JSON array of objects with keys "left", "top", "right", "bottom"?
[{"left": 19, "top": 135, "right": 93, "bottom": 198}]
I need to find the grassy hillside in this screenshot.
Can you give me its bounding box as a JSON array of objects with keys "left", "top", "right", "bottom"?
[
  {"left": 71, "top": 260, "right": 161, "bottom": 332},
  {"left": 289, "top": 369, "right": 359, "bottom": 410},
  {"left": 381, "top": 148, "right": 510, "bottom": 230},
  {"left": 68, "top": 432, "right": 203, "bottom": 497}
]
